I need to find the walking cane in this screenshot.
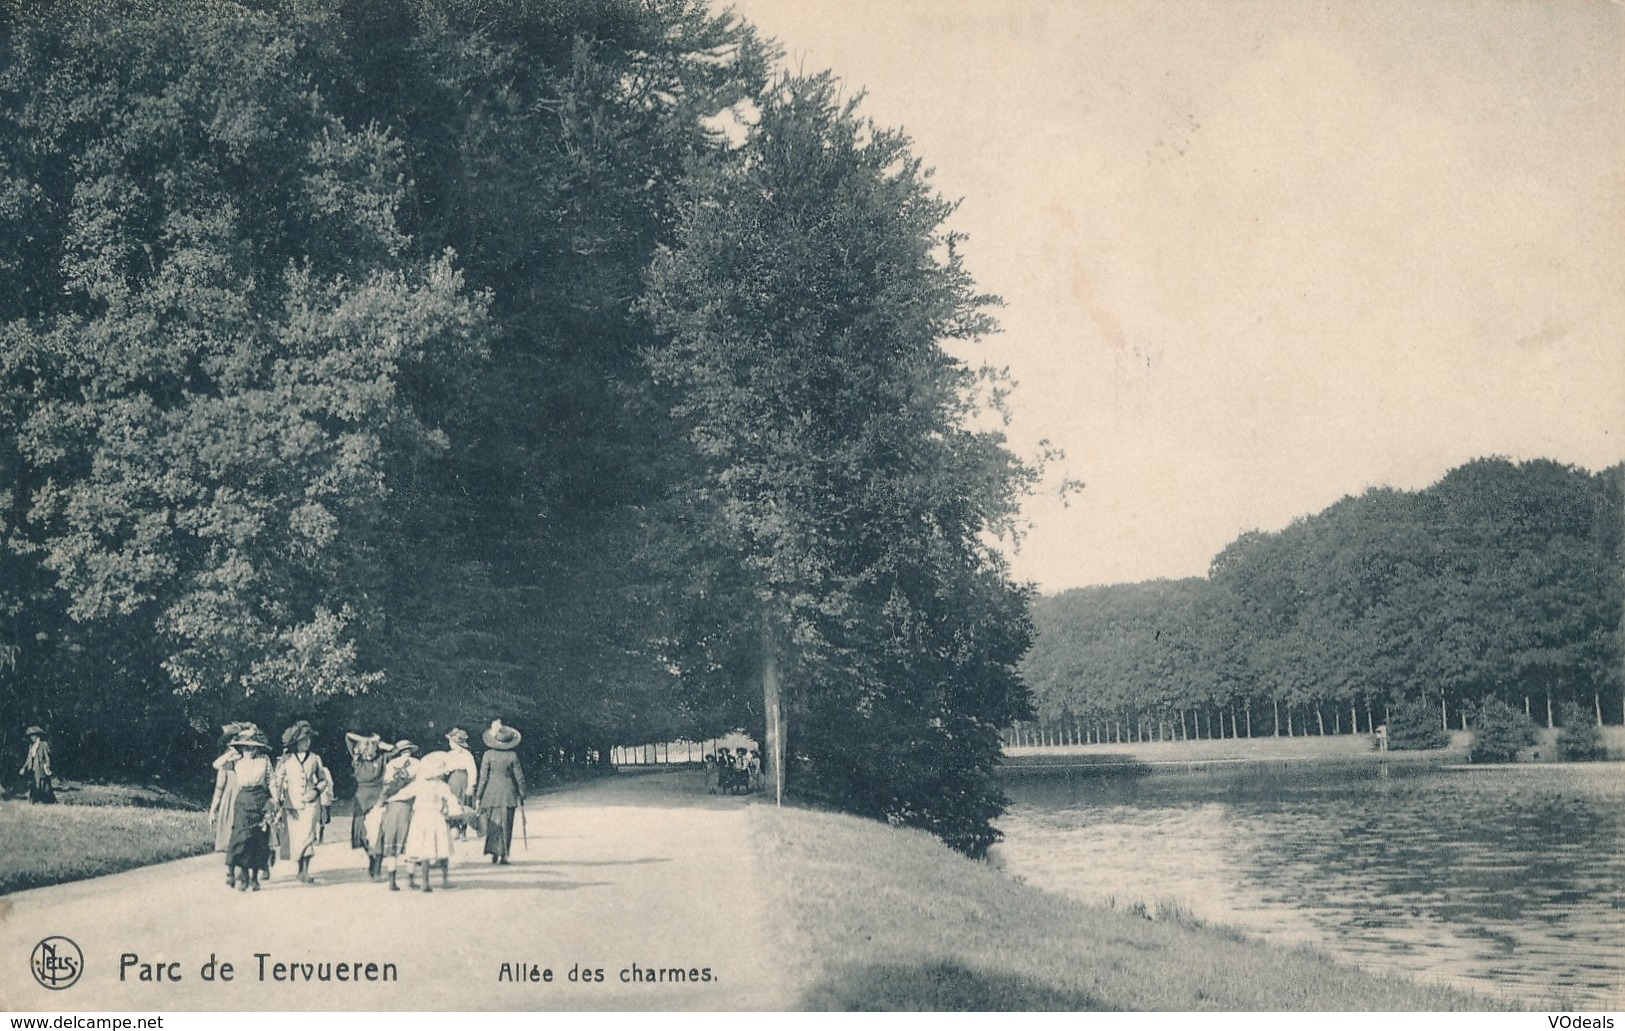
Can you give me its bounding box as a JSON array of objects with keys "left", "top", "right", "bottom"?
[{"left": 518, "top": 802, "right": 529, "bottom": 853}]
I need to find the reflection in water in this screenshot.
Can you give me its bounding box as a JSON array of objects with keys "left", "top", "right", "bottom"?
[{"left": 994, "top": 761, "right": 1625, "bottom": 1009}]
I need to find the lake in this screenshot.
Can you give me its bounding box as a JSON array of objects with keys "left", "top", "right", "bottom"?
[{"left": 992, "top": 759, "right": 1625, "bottom": 1009}]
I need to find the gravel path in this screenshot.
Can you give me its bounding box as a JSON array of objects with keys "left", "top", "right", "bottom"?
[{"left": 0, "top": 771, "right": 789, "bottom": 1010}]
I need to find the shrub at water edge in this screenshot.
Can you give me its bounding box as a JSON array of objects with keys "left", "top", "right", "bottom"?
[
  {"left": 1386, "top": 695, "right": 1450, "bottom": 750},
  {"left": 1553, "top": 702, "right": 1608, "bottom": 762},
  {"left": 1466, "top": 696, "right": 1537, "bottom": 764}
]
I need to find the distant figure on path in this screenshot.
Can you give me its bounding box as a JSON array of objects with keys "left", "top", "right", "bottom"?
[
  {"left": 224, "top": 728, "right": 274, "bottom": 891},
  {"left": 275, "top": 721, "right": 333, "bottom": 884},
  {"left": 476, "top": 720, "right": 526, "bottom": 865},
  {"left": 19, "top": 725, "right": 55, "bottom": 804},
  {"left": 346, "top": 731, "right": 390, "bottom": 880}
]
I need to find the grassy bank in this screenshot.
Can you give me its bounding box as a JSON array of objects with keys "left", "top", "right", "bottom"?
[
  {"left": 748, "top": 801, "right": 1522, "bottom": 1011},
  {"left": 0, "top": 800, "right": 210, "bottom": 894}
]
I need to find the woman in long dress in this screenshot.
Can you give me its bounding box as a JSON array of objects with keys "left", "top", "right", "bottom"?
[
  {"left": 274, "top": 720, "right": 333, "bottom": 885},
  {"left": 224, "top": 729, "right": 274, "bottom": 891},
  {"left": 441, "top": 728, "right": 479, "bottom": 840},
  {"left": 375, "top": 739, "right": 419, "bottom": 888},
  {"left": 208, "top": 722, "right": 256, "bottom": 883},
  {"left": 346, "top": 732, "right": 389, "bottom": 879},
  {"left": 391, "top": 752, "right": 462, "bottom": 893},
  {"left": 19, "top": 726, "right": 55, "bottom": 804},
  {"left": 476, "top": 721, "right": 526, "bottom": 864}
]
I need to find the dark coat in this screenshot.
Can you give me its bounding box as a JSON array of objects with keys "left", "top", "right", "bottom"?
[{"left": 476, "top": 748, "right": 526, "bottom": 809}]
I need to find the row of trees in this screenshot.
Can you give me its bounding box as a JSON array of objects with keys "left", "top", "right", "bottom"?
[
  {"left": 1022, "top": 459, "right": 1624, "bottom": 745},
  {"left": 0, "top": 0, "right": 1035, "bottom": 855}
]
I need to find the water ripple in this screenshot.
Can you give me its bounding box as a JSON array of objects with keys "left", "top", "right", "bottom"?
[{"left": 995, "top": 760, "right": 1625, "bottom": 1009}]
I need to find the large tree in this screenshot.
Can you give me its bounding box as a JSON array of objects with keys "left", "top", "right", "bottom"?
[
  {"left": 0, "top": 1, "right": 486, "bottom": 763},
  {"left": 643, "top": 74, "right": 1035, "bottom": 856}
]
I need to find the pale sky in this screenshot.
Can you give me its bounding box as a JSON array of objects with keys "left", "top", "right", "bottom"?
[{"left": 725, "top": 0, "right": 1625, "bottom": 593}]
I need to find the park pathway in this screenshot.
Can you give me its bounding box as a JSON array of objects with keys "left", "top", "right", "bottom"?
[{"left": 0, "top": 771, "right": 791, "bottom": 1010}]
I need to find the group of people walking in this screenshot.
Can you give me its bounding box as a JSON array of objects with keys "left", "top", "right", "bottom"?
[
  {"left": 703, "top": 747, "right": 762, "bottom": 795},
  {"left": 208, "top": 719, "right": 528, "bottom": 892}
]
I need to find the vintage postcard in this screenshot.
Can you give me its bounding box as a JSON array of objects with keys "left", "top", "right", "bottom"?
[{"left": 1, "top": 0, "right": 1621, "bottom": 1016}]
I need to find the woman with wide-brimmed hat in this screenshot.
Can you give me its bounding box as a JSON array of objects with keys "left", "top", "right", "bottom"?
[
  {"left": 224, "top": 729, "right": 275, "bottom": 891},
  {"left": 18, "top": 725, "right": 55, "bottom": 804},
  {"left": 345, "top": 731, "right": 391, "bottom": 879},
  {"left": 208, "top": 722, "right": 257, "bottom": 864},
  {"left": 475, "top": 720, "right": 527, "bottom": 865},
  {"left": 274, "top": 720, "right": 333, "bottom": 884},
  {"left": 374, "top": 739, "right": 420, "bottom": 885}
]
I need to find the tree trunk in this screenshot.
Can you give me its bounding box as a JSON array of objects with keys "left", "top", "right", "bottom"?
[
  {"left": 1273, "top": 698, "right": 1281, "bottom": 737},
  {"left": 1546, "top": 689, "right": 1554, "bottom": 729},
  {"left": 1595, "top": 693, "right": 1603, "bottom": 727},
  {"left": 762, "top": 613, "right": 784, "bottom": 807},
  {"left": 1246, "top": 700, "right": 1253, "bottom": 738},
  {"left": 1316, "top": 706, "right": 1325, "bottom": 736}
]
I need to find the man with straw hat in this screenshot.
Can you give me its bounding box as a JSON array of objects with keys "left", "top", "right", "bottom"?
[
  {"left": 475, "top": 720, "right": 526, "bottom": 865},
  {"left": 18, "top": 725, "right": 54, "bottom": 804}
]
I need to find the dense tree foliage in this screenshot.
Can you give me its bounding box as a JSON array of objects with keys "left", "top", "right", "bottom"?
[
  {"left": 1023, "top": 460, "right": 1623, "bottom": 745},
  {"left": 0, "top": 0, "right": 1036, "bottom": 852},
  {"left": 643, "top": 76, "right": 1033, "bottom": 855}
]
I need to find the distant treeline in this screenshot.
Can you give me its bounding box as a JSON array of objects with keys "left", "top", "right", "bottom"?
[
  {"left": 1021, "top": 459, "right": 1624, "bottom": 744},
  {"left": 0, "top": 1, "right": 1034, "bottom": 855}
]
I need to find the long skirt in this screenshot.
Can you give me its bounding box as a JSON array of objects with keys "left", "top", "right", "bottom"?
[
  {"left": 212, "top": 771, "right": 237, "bottom": 852},
  {"left": 226, "top": 785, "right": 272, "bottom": 873},
  {"left": 27, "top": 777, "right": 57, "bottom": 804},
  {"left": 280, "top": 803, "right": 321, "bottom": 861},
  {"left": 483, "top": 806, "right": 516, "bottom": 859},
  {"left": 350, "top": 784, "right": 382, "bottom": 850},
  {"left": 446, "top": 769, "right": 470, "bottom": 804},
  {"left": 378, "top": 799, "right": 414, "bottom": 857}
]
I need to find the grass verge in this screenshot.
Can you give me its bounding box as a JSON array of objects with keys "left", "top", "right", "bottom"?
[
  {"left": 748, "top": 801, "right": 1523, "bottom": 1011},
  {"left": 0, "top": 789, "right": 210, "bottom": 895}
]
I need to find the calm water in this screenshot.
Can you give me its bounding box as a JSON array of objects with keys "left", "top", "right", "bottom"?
[{"left": 993, "top": 760, "right": 1625, "bottom": 1009}]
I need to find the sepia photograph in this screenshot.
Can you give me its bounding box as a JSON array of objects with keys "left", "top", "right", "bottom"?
[{"left": 0, "top": 0, "right": 1621, "bottom": 1016}]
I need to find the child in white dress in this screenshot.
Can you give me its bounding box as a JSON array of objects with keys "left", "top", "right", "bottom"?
[{"left": 391, "top": 752, "right": 461, "bottom": 892}]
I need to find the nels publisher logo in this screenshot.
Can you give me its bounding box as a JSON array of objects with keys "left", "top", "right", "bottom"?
[{"left": 30, "top": 936, "right": 83, "bottom": 990}]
